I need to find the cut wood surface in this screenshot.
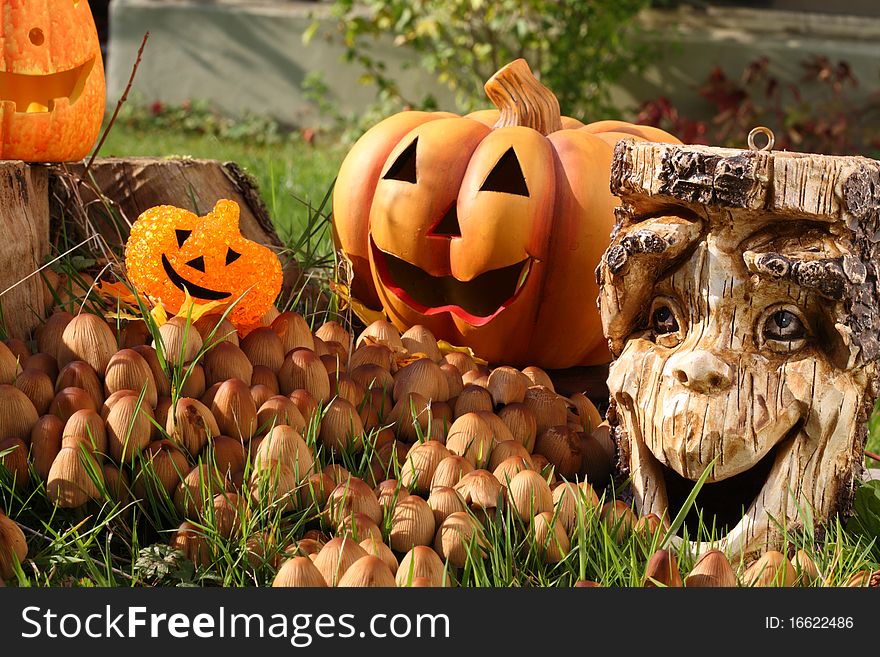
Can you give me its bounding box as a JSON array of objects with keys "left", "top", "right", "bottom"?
[
  {"left": 0, "top": 162, "right": 49, "bottom": 340},
  {"left": 53, "top": 157, "right": 283, "bottom": 250}
]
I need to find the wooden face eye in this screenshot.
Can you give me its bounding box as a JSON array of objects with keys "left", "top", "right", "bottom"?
[
  {"left": 175, "top": 229, "right": 192, "bottom": 249},
  {"left": 383, "top": 137, "right": 418, "bottom": 183},
  {"left": 646, "top": 296, "right": 685, "bottom": 347},
  {"left": 479, "top": 147, "right": 529, "bottom": 197},
  {"left": 757, "top": 305, "right": 810, "bottom": 354},
  {"left": 763, "top": 310, "right": 806, "bottom": 342},
  {"left": 652, "top": 304, "right": 679, "bottom": 335},
  {"left": 226, "top": 248, "right": 241, "bottom": 266}
]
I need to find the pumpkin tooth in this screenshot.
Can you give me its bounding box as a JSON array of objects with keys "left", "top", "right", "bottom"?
[{"left": 516, "top": 259, "right": 532, "bottom": 292}]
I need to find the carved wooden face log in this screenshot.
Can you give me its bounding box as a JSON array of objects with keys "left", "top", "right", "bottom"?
[
  {"left": 333, "top": 59, "right": 679, "bottom": 369},
  {"left": 0, "top": 0, "right": 106, "bottom": 161},
  {"left": 599, "top": 140, "right": 880, "bottom": 556},
  {"left": 126, "top": 199, "right": 282, "bottom": 333}
]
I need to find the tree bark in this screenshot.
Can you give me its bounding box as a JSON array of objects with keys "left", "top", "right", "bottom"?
[
  {"left": 0, "top": 163, "right": 50, "bottom": 340},
  {"left": 51, "top": 157, "right": 284, "bottom": 251}
]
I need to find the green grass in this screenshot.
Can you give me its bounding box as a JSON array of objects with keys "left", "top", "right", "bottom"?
[
  {"left": 867, "top": 399, "right": 880, "bottom": 468},
  {"left": 99, "top": 124, "right": 347, "bottom": 249}
]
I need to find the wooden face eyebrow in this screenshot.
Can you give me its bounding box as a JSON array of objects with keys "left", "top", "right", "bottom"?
[
  {"left": 602, "top": 214, "right": 703, "bottom": 277},
  {"left": 743, "top": 250, "right": 853, "bottom": 301}
]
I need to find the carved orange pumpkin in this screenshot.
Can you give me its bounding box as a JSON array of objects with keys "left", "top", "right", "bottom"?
[
  {"left": 125, "top": 200, "right": 282, "bottom": 333},
  {"left": 333, "top": 59, "right": 680, "bottom": 368},
  {"left": 0, "top": 0, "right": 106, "bottom": 162}
]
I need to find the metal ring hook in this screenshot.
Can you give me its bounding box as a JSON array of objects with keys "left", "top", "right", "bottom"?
[{"left": 748, "top": 126, "right": 775, "bottom": 152}]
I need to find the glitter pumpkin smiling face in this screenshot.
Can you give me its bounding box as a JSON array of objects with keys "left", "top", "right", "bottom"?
[{"left": 125, "top": 200, "right": 282, "bottom": 332}]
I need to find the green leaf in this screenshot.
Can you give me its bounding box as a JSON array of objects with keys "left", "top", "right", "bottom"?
[
  {"left": 659, "top": 456, "right": 718, "bottom": 549},
  {"left": 322, "top": 0, "right": 655, "bottom": 117},
  {"left": 302, "top": 21, "right": 319, "bottom": 45},
  {"left": 851, "top": 480, "right": 880, "bottom": 540}
]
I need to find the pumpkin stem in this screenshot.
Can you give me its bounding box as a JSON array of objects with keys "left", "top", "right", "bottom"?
[{"left": 484, "top": 59, "right": 563, "bottom": 135}]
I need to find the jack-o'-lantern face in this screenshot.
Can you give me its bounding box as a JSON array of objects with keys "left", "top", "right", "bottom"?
[
  {"left": 334, "top": 59, "right": 680, "bottom": 368},
  {"left": 125, "top": 200, "right": 282, "bottom": 333},
  {"left": 370, "top": 123, "right": 546, "bottom": 324},
  {"left": 0, "top": 0, "right": 106, "bottom": 161}
]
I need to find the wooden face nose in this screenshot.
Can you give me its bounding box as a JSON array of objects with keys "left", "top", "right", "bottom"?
[{"left": 666, "top": 350, "right": 732, "bottom": 394}]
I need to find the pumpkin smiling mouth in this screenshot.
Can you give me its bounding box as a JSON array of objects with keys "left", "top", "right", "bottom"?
[
  {"left": 0, "top": 58, "right": 95, "bottom": 113},
  {"left": 371, "top": 240, "right": 532, "bottom": 325},
  {"left": 161, "top": 254, "right": 232, "bottom": 301}
]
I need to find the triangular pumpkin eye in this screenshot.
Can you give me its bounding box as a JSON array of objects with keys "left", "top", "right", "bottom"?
[
  {"left": 480, "top": 147, "right": 529, "bottom": 197},
  {"left": 185, "top": 256, "right": 206, "bottom": 273},
  {"left": 383, "top": 137, "right": 418, "bottom": 183},
  {"left": 226, "top": 248, "right": 242, "bottom": 265},
  {"left": 175, "top": 229, "right": 192, "bottom": 248}
]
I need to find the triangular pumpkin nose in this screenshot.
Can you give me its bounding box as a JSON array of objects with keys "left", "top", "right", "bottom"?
[{"left": 429, "top": 204, "right": 461, "bottom": 237}]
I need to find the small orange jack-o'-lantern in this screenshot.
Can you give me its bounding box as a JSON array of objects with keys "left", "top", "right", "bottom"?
[
  {"left": 333, "top": 59, "right": 680, "bottom": 369},
  {"left": 0, "top": 0, "right": 106, "bottom": 162},
  {"left": 125, "top": 199, "right": 282, "bottom": 332}
]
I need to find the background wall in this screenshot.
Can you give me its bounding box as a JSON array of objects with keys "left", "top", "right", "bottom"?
[
  {"left": 107, "top": 0, "right": 880, "bottom": 126},
  {"left": 107, "top": 0, "right": 455, "bottom": 127}
]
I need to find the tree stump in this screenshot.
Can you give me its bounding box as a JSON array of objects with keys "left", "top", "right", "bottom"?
[
  {"left": 51, "top": 157, "right": 283, "bottom": 251},
  {"left": 0, "top": 157, "right": 303, "bottom": 340},
  {"left": 598, "top": 137, "right": 880, "bottom": 556}
]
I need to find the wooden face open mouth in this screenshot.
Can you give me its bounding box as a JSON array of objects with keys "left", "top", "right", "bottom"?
[
  {"left": 371, "top": 239, "right": 531, "bottom": 326},
  {"left": 662, "top": 435, "right": 789, "bottom": 536},
  {"left": 161, "top": 254, "right": 232, "bottom": 301},
  {"left": 651, "top": 419, "right": 803, "bottom": 537},
  {"left": 0, "top": 58, "right": 95, "bottom": 113}
]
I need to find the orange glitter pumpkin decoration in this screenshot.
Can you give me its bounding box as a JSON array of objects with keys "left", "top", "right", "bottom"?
[
  {"left": 125, "top": 199, "right": 282, "bottom": 332},
  {"left": 0, "top": 0, "right": 106, "bottom": 161}
]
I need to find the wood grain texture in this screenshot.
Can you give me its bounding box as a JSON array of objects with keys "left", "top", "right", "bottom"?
[
  {"left": 52, "top": 157, "right": 282, "bottom": 248},
  {"left": 600, "top": 140, "right": 880, "bottom": 556},
  {"left": 0, "top": 163, "right": 49, "bottom": 339}
]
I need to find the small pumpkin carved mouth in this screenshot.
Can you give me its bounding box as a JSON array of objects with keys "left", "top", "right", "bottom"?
[
  {"left": 0, "top": 57, "right": 95, "bottom": 113},
  {"left": 161, "top": 254, "right": 232, "bottom": 301},
  {"left": 371, "top": 240, "right": 531, "bottom": 325}
]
